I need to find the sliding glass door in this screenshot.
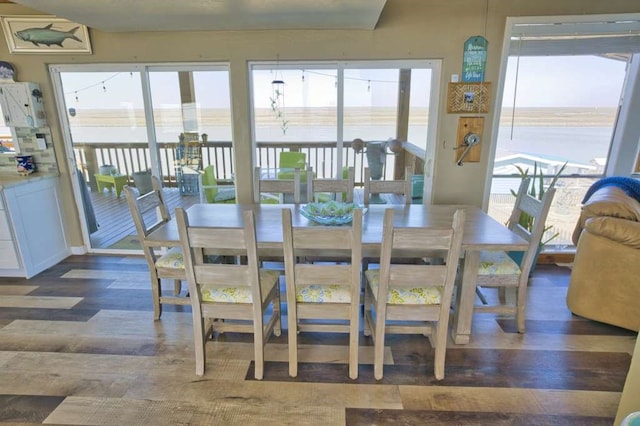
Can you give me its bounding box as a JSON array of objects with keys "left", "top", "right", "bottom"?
[{"left": 50, "top": 64, "right": 232, "bottom": 252}]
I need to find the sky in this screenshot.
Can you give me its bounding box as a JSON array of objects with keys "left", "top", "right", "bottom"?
[
  {"left": 54, "top": 55, "right": 628, "bottom": 111},
  {"left": 502, "top": 55, "right": 627, "bottom": 108},
  {"left": 1, "top": 55, "right": 630, "bottom": 137}
]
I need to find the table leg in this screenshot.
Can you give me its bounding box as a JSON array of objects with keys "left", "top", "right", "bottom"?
[{"left": 452, "top": 249, "right": 480, "bottom": 344}]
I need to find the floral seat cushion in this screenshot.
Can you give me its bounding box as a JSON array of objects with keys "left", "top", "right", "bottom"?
[
  {"left": 155, "top": 247, "right": 184, "bottom": 269},
  {"left": 365, "top": 270, "right": 443, "bottom": 305},
  {"left": 200, "top": 269, "right": 280, "bottom": 303},
  {"left": 295, "top": 284, "right": 353, "bottom": 303},
  {"left": 478, "top": 250, "right": 521, "bottom": 276}
]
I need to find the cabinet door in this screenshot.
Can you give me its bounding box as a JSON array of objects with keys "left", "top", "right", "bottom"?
[
  {"left": 0, "top": 83, "right": 47, "bottom": 127},
  {"left": 3, "top": 178, "right": 69, "bottom": 277}
]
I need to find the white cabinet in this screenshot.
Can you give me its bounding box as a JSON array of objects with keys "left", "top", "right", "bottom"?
[
  {"left": 0, "top": 176, "right": 70, "bottom": 278},
  {"left": 0, "top": 82, "right": 47, "bottom": 128}
]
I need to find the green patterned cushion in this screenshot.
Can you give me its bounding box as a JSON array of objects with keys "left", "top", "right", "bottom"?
[
  {"left": 295, "top": 284, "right": 353, "bottom": 303},
  {"left": 478, "top": 250, "right": 521, "bottom": 276},
  {"left": 365, "top": 270, "right": 443, "bottom": 305},
  {"left": 200, "top": 269, "right": 280, "bottom": 303},
  {"left": 155, "top": 247, "right": 184, "bottom": 269}
]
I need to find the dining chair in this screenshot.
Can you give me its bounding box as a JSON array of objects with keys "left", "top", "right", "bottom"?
[
  {"left": 254, "top": 166, "right": 302, "bottom": 204},
  {"left": 473, "top": 177, "right": 556, "bottom": 333},
  {"left": 306, "top": 166, "right": 355, "bottom": 203},
  {"left": 363, "top": 165, "right": 412, "bottom": 205},
  {"left": 175, "top": 207, "right": 281, "bottom": 379},
  {"left": 199, "top": 165, "right": 236, "bottom": 204},
  {"left": 362, "top": 165, "right": 414, "bottom": 274},
  {"left": 281, "top": 207, "right": 363, "bottom": 379},
  {"left": 363, "top": 207, "right": 465, "bottom": 380},
  {"left": 123, "top": 176, "right": 188, "bottom": 320}
]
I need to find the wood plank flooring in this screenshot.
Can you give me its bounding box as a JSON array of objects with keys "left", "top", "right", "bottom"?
[{"left": 0, "top": 255, "right": 635, "bottom": 425}]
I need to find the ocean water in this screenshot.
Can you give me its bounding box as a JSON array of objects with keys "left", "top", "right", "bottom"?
[{"left": 496, "top": 126, "right": 613, "bottom": 164}]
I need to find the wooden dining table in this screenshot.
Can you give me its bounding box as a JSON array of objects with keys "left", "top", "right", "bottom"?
[{"left": 145, "top": 203, "right": 528, "bottom": 345}]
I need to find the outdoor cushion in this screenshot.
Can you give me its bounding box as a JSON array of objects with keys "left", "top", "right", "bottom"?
[
  {"left": 200, "top": 269, "right": 280, "bottom": 303},
  {"left": 213, "top": 187, "right": 236, "bottom": 202},
  {"left": 478, "top": 250, "right": 521, "bottom": 276},
  {"left": 365, "top": 270, "right": 443, "bottom": 304}
]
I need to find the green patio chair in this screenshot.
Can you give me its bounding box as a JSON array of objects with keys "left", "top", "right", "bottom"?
[
  {"left": 277, "top": 151, "right": 309, "bottom": 183},
  {"left": 199, "top": 165, "right": 236, "bottom": 204}
]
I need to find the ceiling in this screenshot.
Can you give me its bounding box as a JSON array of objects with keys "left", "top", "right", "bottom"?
[{"left": 9, "top": 0, "right": 388, "bottom": 32}]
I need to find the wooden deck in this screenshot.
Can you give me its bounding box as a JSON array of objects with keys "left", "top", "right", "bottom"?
[{"left": 88, "top": 186, "right": 200, "bottom": 250}]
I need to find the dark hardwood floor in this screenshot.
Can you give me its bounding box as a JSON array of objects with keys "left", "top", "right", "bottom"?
[{"left": 0, "top": 256, "right": 635, "bottom": 424}]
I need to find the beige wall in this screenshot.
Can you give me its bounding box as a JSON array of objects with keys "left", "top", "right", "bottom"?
[{"left": 1, "top": 0, "right": 639, "bottom": 247}]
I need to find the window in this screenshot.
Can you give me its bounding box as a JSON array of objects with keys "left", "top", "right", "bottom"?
[
  {"left": 250, "top": 60, "right": 440, "bottom": 188},
  {"left": 487, "top": 15, "right": 640, "bottom": 248}
]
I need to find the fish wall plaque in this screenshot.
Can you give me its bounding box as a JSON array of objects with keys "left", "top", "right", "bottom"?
[{"left": 1, "top": 15, "right": 92, "bottom": 54}]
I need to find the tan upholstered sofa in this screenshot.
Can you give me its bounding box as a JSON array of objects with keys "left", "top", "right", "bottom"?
[{"left": 566, "top": 185, "right": 640, "bottom": 331}]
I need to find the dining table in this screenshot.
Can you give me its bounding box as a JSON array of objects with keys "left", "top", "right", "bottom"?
[{"left": 145, "top": 203, "right": 528, "bottom": 345}]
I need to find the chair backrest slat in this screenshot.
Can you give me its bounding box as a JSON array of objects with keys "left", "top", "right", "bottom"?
[
  {"left": 389, "top": 265, "right": 448, "bottom": 287},
  {"left": 364, "top": 166, "right": 413, "bottom": 205},
  {"left": 254, "top": 166, "right": 302, "bottom": 204},
  {"left": 308, "top": 167, "right": 355, "bottom": 203}
]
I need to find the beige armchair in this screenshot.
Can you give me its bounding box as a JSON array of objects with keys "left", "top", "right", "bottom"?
[{"left": 566, "top": 185, "right": 640, "bottom": 331}]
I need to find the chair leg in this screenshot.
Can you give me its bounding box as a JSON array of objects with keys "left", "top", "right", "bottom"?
[
  {"left": 373, "top": 305, "right": 386, "bottom": 380},
  {"left": 273, "top": 286, "right": 282, "bottom": 337},
  {"left": 349, "top": 302, "right": 360, "bottom": 380},
  {"left": 254, "top": 319, "right": 265, "bottom": 380},
  {"left": 193, "top": 316, "right": 206, "bottom": 376},
  {"left": 475, "top": 286, "right": 489, "bottom": 305},
  {"left": 363, "top": 284, "right": 373, "bottom": 337},
  {"left": 152, "top": 277, "right": 162, "bottom": 320},
  {"left": 287, "top": 304, "right": 298, "bottom": 378},
  {"left": 516, "top": 281, "right": 528, "bottom": 333},
  {"left": 173, "top": 280, "right": 182, "bottom": 296},
  {"left": 433, "top": 322, "right": 447, "bottom": 380}
]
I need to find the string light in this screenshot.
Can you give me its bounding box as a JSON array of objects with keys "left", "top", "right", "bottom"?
[
  {"left": 303, "top": 69, "right": 399, "bottom": 84},
  {"left": 64, "top": 72, "right": 122, "bottom": 97}
]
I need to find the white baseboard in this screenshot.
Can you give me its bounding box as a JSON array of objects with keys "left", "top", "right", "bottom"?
[{"left": 70, "top": 245, "right": 88, "bottom": 255}]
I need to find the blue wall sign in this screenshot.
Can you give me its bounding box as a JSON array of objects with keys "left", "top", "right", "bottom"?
[{"left": 462, "top": 36, "right": 488, "bottom": 83}]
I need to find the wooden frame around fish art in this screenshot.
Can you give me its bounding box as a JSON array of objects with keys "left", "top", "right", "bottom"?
[{"left": 1, "top": 15, "right": 92, "bottom": 54}]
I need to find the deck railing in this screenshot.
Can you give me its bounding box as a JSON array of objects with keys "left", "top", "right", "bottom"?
[
  {"left": 73, "top": 140, "right": 425, "bottom": 189},
  {"left": 74, "top": 140, "right": 588, "bottom": 248}
]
